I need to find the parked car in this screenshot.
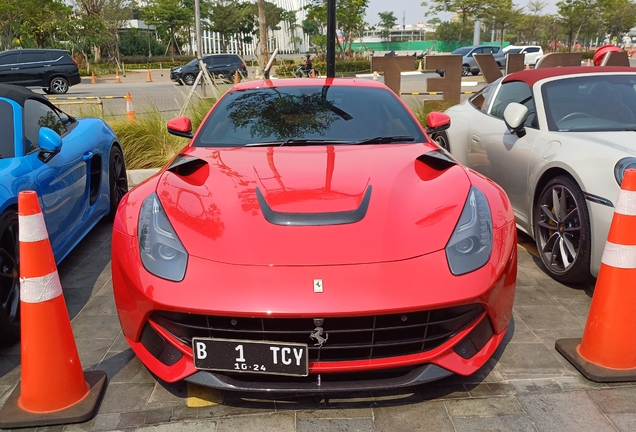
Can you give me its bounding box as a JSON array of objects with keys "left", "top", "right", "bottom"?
[
  {"left": 434, "top": 66, "right": 636, "bottom": 284},
  {"left": 503, "top": 45, "right": 544, "bottom": 66},
  {"left": 0, "top": 84, "right": 128, "bottom": 344},
  {"left": 112, "top": 77, "right": 517, "bottom": 393},
  {"left": 170, "top": 54, "right": 248, "bottom": 85},
  {"left": 0, "top": 49, "right": 81, "bottom": 94},
  {"left": 436, "top": 45, "right": 507, "bottom": 77}
]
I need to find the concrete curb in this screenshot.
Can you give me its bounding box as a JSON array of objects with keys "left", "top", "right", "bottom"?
[{"left": 127, "top": 168, "right": 160, "bottom": 187}]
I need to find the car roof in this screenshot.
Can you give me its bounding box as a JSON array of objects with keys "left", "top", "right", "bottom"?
[
  {"left": 0, "top": 83, "right": 56, "bottom": 109},
  {"left": 502, "top": 66, "right": 635, "bottom": 87},
  {"left": 231, "top": 77, "right": 390, "bottom": 91}
]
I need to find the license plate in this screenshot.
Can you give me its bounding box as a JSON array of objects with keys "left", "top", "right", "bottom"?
[{"left": 192, "top": 338, "right": 309, "bottom": 377}]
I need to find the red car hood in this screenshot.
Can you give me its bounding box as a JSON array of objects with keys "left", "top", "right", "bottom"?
[{"left": 156, "top": 144, "right": 471, "bottom": 265}]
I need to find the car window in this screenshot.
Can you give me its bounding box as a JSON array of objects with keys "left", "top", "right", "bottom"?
[
  {"left": 469, "top": 77, "right": 502, "bottom": 113},
  {"left": 542, "top": 74, "right": 636, "bottom": 132},
  {"left": 24, "top": 99, "right": 65, "bottom": 150},
  {"left": 46, "top": 51, "right": 64, "bottom": 61},
  {"left": 203, "top": 57, "right": 214, "bottom": 66},
  {"left": 0, "top": 100, "right": 15, "bottom": 158},
  {"left": 490, "top": 81, "right": 537, "bottom": 128},
  {"left": 526, "top": 47, "right": 540, "bottom": 53},
  {"left": 194, "top": 85, "right": 428, "bottom": 147},
  {"left": 0, "top": 52, "right": 19, "bottom": 66},
  {"left": 20, "top": 52, "right": 47, "bottom": 63},
  {"left": 452, "top": 47, "right": 472, "bottom": 56}
]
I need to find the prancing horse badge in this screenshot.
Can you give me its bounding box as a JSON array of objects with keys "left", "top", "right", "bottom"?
[{"left": 313, "top": 279, "right": 323, "bottom": 293}]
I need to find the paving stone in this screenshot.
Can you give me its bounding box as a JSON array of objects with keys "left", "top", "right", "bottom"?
[
  {"left": 98, "top": 382, "right": 155, "bottom": 413},
  {"left": 464, "top": 383, "right": 494, "bottom": 397},
  {"left": 495, "top": 342, "right": 566, "bottom": 378},
  {"left": 62, "top": 419, "right": 94, "bottom": 431},
  {"left": 296, "top": 408, "right": 373, "bottom": 419},
  {"left": 108, "top": 332, "right": 131, "bottom": 353},
  {"left": 144, "top": 408, "right": 173, "bottom": 425},
  {"left": 90, "top": 413, "right": 120, "bottom": 431},
  {"left": 555, "top": 297, "right": 592, "bottom": 319},
  {"left": 487, "top": 381, "right": 540, "bottom": 395},
  {"left": 514, "top": 286, "right": 561, "bottom": 307},
  {"left": 198, "top": 403, "right": 273, "bottom": 419},
  {"left": 518, "top": 391, "right": 616, "bottom": 431},
  {"left": 419, "top": 383, "right": 469, "bottom": 400},
  {"left": 445, "top": 395, "right": 525, "bottom": 417},
  {"left": 297, "top": 417, "right": 375, "bottom": 432},
  {"left": 373, "top": 400, "right": 454, "bottom": 432},
  {"left": 62, "top": 262, "right": 112, "bottom": 292},
  {"left": 117, "top": 411, "right": 146, "bottom": 428},
  {"left": 80, "top": 294, "right": 118, "bottom": 316},
  {"left": 137, "top": 420, "right": 217, "bottom": 431},
  {"left": 215, "top": 412, "right": 295, "bottom": 432},
  {"left": 170, "top": 406, "right": 199, "bottom": 421},
  {"left": 587, "top": 387, "right": 636, "bottom": 414},
  {"left": 607, "top": 414, "right": 636, "bottom": 432},
  {"left": 514, "top": 304, "right": 584, "bottom": 331},
  {"left": 70, "top": 314, "right": 122, "bottom": 340},
  {"left": 34, "top": 426, "right": 64, "bottom": 432},
  {"left": 145, "top": 381, "right": 188, "bottom": 410},
  {"left": 97, "top": 350, "right": 156, "bottom": 384},
  {"left": 515, "top": 267, "right": 539, "bottom": 287},
  {"left": 452, "top": 415, "right": 537, "bottom": 432},
  {"left": 75, "top": 338, "right": 113, "bottom": 369},
  {"left": 506, "top": 313, "right": 540, "bottom": 343},
  {"left": 369, "top": 389, "right": 423, "bottom": 406},
  {"left": 0, "top": 356, "right": 20, "bottom": 388}
]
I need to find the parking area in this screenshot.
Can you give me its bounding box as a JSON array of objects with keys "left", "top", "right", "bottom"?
[{"left": 1, "top": 221, "right": 634, "bottom": 432}]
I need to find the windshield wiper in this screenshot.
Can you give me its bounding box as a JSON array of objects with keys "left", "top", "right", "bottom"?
[
  {"left": 245, "top": 139, "right": 352, "bottom": 147},
  {"left": 354, "top": 135, "right": 416, "bottom": 145}
]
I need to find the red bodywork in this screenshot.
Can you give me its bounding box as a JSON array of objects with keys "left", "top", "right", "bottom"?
[{"left": 112, "top": 78, "right": 517, "bottom": 390}]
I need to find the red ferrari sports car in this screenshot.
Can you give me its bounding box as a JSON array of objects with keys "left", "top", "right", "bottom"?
[{"left": 112, "top": 78, "right": 517, "bottom": 393}]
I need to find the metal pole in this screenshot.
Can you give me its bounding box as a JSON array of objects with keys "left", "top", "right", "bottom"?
[
  {"left": 194, "top": 0, "right": 206, "bottom": 96},
  {"left": 326, "top": 0, "right": 336, "bottom": 78},
  {"left": 473, "top": 20, "right": 481, "bottom": 46}
]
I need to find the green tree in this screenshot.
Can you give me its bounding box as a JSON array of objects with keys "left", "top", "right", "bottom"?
[
  {"left": 557, "top": 0, "right": 598, "bottom": 50},
  {"left": 598, "top": 0, "right": 636, "bottom": 42},
  {"left": 17, "top": 0, "right": 70, "bottom": 48},
  {"left": 303, "top": 0, "right": 369, "bottom": 55},
  {"left": 0, "top": 0, "right": 25, "bottom": 49},
  {"left": 484, "top": 0, "right": 523, "bottom": 43},
  {"left": 281, "top": 9, "right": 301, "bottom": 52},
  {"left": 142, "top": 0, "right": 193, "bottom": 60},
  {"left": 422, "top": 0, "right": 493, "bottom": 43},
  {"left": 434, "top": 20, "right": 472, "bottom": 43},
  {"left": 378, "top": 11, "right": 397, "bottom": 41}
]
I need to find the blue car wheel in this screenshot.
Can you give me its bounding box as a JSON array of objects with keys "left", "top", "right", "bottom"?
[{"left": 0, "top": 210, "right": 19, "bottom": 344}]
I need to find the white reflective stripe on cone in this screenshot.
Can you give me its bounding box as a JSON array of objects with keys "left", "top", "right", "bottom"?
[
  {"left": 18, "top": 213, "right": 48, "bottom": 243},
  {"left": 615, "top": 190, "right": 636, "bottom": 216},
  {"left": 20, "top": 271, "right": 63, "bottom": 303},
  {"left": 601, "top": 242, "right": 636, "bottom": 269}
]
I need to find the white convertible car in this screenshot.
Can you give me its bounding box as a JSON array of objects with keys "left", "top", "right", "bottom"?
[{"left": 434, "top": 66, "right": 636, "bottom": 284}]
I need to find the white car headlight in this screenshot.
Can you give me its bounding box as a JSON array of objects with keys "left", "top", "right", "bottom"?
[
  {"left": 138, "top": 193, "right": 188, "bottom": 281},
  {"left": 175, "top": 67, "right": 182, "bottom": 72},
  {"left": 614, "top": 157, "right": 636, "bottom": 186},
  {"left": 445, "top": 187, "right": 493, "bottom": 275}
]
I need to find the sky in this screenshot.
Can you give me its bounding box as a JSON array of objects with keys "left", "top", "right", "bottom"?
[{"left": 364, "top": 0, "right": 559, "bottom": 26}]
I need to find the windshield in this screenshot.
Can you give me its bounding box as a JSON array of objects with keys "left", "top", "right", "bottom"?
[
  {"left": 542, "top": 74, "right": 636, "bottom": 132},
  {"left": 452, "top": 47, "right": 472, "bottom": 55},
  {"left": 507, "top": 48, "right": 522, "bottom": 54},
  {"left": 193, "top": 85, "right": 427, "bottom": 147}
]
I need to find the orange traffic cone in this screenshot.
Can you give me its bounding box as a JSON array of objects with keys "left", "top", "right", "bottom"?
[
  {"left": 91, "top": 70, "right": 96, "bottom": 84},
  {"left": 125, "top": 92, "right": 136, "bottom": 122},
  {"left": 587, "top": 58, "right": 592, "bottom": 66},
  {"left": 311, "top": 68, "right": 316, "bottom": 78},
  {"left": 556, "top": 168, "right": 636, "bottom": 382},
  {"left": 115, "top": 70, "right": 122, "bottom": 83},
  {"left": 234, "top": 70, "right": 240, "bottom": 84},
  {"left": 0, "top": 191, "right": 107, "bottom": 428},
  {"left": 525, "top": 63, "right": 530, "bottom": 70},
  {"left": 373, "top": 71, "right": 378, "bottom": 81},
  {"left": 147, "top": 69, "right": 153, "bottom": 82}
]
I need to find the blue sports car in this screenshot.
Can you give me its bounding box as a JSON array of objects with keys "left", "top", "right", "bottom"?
[{"left": 0, "top": 84, "right": 128, "bottom": 344}]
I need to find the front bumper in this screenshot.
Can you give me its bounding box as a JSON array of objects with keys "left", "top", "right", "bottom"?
[{"left": 112, "top": 219, "right": 516, "bottom": 392}]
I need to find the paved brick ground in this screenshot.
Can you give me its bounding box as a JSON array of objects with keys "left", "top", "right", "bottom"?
[{"left": 2, "top": 222, "right": 636, "bottom": 431}]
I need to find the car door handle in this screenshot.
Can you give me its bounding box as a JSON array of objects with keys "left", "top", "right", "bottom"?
[
  {"left": 471, "top": 134, "right": 481, "bottom": 143},
  {"left": 10, "top": 68, "right": 18, "bottom": 70},
  {"left": 82, "top": 151, "right": 93, "bottom": 161}
]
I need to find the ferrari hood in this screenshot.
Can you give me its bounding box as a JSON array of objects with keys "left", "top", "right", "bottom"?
[{"left": 155, "top": 145, "right": 471, "bottom": 265}]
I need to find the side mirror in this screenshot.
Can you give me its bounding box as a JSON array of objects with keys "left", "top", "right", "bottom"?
[
  {"left": 503, "top": 102, "right": 528, "bottom": 138},
  {"left": 167, "top": 117, "right": 194, "bottom": 139},
  {"left": 425, "top": 112, "right": 451, "bottom": 134},
  {"left": 38, "top": 127, "right": 62, "bottom": 162}
]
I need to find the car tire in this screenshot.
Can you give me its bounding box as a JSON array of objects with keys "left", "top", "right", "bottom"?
[
  {"left": 430, "top": 131, "right": 450, "bottom": 151},
  {"left": 183, "top": 74, "right": 196, "bottom": 86},
  {"left": 462, "top": 65, "right": 470, "bottom": 76},
  {"left": 533, "top": 175, "right": 592, "bottom": 285},
  {"left": 108, "top": 146, "right": 128, "bottom": 218},
  {"left": 49, "top": 76, "right": 69, "bottom": 94},
  {"left": 0, "top": 210, "right": 20, "bottom": 345}
]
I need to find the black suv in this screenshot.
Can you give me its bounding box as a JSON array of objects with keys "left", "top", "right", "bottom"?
[
  {"left": 0, "top": 49, "right": 81, "bottom": 94},
  {"left": 170, "top": 54, "right": 248, "bottom": 85}
]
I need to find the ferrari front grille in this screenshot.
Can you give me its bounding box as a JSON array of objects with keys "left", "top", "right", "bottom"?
[{"left": 150, "top": 304, "right": 484, "bottom": 362}]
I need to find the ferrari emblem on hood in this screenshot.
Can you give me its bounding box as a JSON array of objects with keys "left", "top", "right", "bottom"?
[{"left": 313, "top": 279, "right": 323, "bottom": 293}]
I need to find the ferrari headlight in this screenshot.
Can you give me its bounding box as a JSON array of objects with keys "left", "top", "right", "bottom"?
[
  {"left": 614, "top": 157, "right": 636, "bottom": 186},
  {"left": 138, "top": 193, "right": 188, "bottom": 281},
  {"left": 445, "top": 187, "right": 492, "bottom": 275}
]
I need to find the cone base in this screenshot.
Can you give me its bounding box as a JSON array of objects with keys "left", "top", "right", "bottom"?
[
  {"left": 556, "top": 338, "right": 636, "bottom": 383},
  {"left": 0, "top": 370, "right": 107, "bottom": 429}
]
